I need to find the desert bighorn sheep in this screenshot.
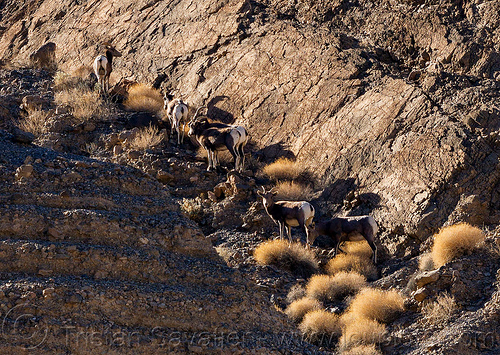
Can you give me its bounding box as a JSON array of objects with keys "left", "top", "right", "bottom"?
[
  {"left": 306, "top": 215, "right": 378, "bottom": 263},
  {"left": 93, "top": 43, "right": 122, "bottom": 94},
  {"left": 257, "top": 187, "right": 315, "bottom": 243},
  {"left": 163, "top": 93, "right": 189, "bottom": 144},
  {"left": 188, "top": 106, "right": 248, "bottom": 172}
]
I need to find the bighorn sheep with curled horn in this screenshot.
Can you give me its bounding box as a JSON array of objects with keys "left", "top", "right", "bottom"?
[
  {"left": 306, "top": 216, "right": 378, "bottom": 263},
  {"left": 163, "top": 92, "right": 189, "bottom": 144},
  {"left": 93, "top": 42, "right": 122, "bottom": 94},
  {"left": 188, "top": 106, "right": 248, "bottom": 172},
  {"left": 257, "top": 187, "right": 315, "bottom": 243}
]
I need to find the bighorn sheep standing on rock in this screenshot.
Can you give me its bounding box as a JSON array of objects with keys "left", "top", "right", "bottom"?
[
  {"left": 306, "top": 216, "right": 378, "bottom": 263},
  {"left": 188, "top": 106, "right": 248, "bottom": 172},
  {"left": 257, "top": 187, "right": 315, "bottom": 243},
  {"left": 163, "top": 93, "right": 189, "bottom": 144},
  {"left": 93, "top": 43, "right": 122, "bottom": 94}
]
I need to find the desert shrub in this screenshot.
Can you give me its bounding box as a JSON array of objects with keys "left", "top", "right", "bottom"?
[
  {"left": 179, "top": 197, "right": 204, "bottom": 223},
  {"left": 54, "top": 85, "right": 107, "bottom": 121},
  {"left": 306, "top": 272, "right": 366, "bottom": 302},
  {"left": 274, "top": 181, "right": 313, "bottom": 200},
  {"left": 418, "top": 253, "right": 435, "bottom": 271},
  {"left": 326, "top": 253, "right": 378, "bottom": 281},
  {"left": 431, "top": 223, "right": 485, "bottom": 268},
  {"left": 339, "top": 317, "right": 386, "bottom": 351},
  {"left": 345, "top": 288, "right": 405, "bottom": 323},
  {"left": 340, "top": 344, "right": 383, "bottom": 355},
  {"left": 299, "top": 310, "right": 342, "bottom": 342},
  {"left": 127, "top": 125, "right": 164, "bottom": 150},
  {"left": 253, "top": 240, "right": 319, "bottom": 277},
  {"left": 17, "top": 108, "right": 48, "bottom": 136},
  {"left": 285, "top": 297, "right": 322, "bottom": 322},
  {"left": 261, "top": 157, "right": 306, "bottom": 182},
  {"left": 421, "top": 293, "right": 457, "bottom": 325},
  {"left": 124, "top": 83, "right": 163, "bottom": 113},
  {"left": 287, "top": 284, "right": 307, "bottom": 303}
]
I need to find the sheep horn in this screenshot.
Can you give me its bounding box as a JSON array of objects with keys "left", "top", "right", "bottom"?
[{"left": 191, "top": 105, "right": 207, "bottom": 123}]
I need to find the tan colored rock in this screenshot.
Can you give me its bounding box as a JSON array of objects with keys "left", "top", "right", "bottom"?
[
  {"left": 412, "top": 288, "right": 428, "bottom": 303},
  {"left": 416, "top": 269, "right": 440, "bottom": 288},
  {"left": 15, "top": 164, "right": 34, "bottom": 180}
]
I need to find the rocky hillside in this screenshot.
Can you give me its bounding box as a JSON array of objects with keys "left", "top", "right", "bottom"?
[{"left": 1, "top": 0, "right": 500, "bottom": 353}]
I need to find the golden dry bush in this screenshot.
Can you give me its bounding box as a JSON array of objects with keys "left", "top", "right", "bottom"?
[
  {"left": 346, "top": 288, "right": 405, "bottom": 323},
  {"left": 341, "top": 344, "right": 383, "bottom": 355},
  {"left": 299, "top": 310, "right": 342, "bottom": 340},
  {"left": 124, "top": 83, "right": 163, "bottom": 113},
  {"left": 285, "top": 297, "right": 322, "bottom": 322},
  {"left": 306, "top": 272, "right": 366, "bottom": 302},
  {"left": 17, "top": 109, "right": 48, "bottom": 136},
  {"left": 421, "top": 293, "right": 457, "bottom": 325},
  {"left": 253, "top": 240, "right": 319, "bottom": 277},
  {"left": 287, "top": 284, "right": 307, "bottom": 303},
  {"left": 345, "top": 242, "right": 374, "bottom": 259},
  {"left": 418, "top": 253, "right": 435, "bottom": 271},
  {"left": 340, "top": 317, "right": 386, "bottom": 351},
  {"left": 54, "top": 86, "right": 107, "bottom": 121},
  {"left": 326, "top": 253, "right": 378, "bottom": 280},
  {"left": 261, "top": 157, "right": 304, "bottom": 181},
  {"left": 127, "top": 125, "right": 164, "bottom": 150},
  {"left": 275, "top": 181, "right": 313, "bottom": 200},
  {"left": 431, "top": 223, "right": 485, "bottom": 268}
]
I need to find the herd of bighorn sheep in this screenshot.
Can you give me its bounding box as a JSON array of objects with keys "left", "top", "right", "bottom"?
[{"left": 93, "top": 43, "right": 378, "bottom": 262}]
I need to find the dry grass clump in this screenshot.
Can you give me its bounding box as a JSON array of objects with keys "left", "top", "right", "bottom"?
[
  {"left": 299, "top": 310, "right": 342, "bottom": 341},
  {"left": 418, "top": 253, "right": 435, "bottom": 271},
  {"left": 127, "top": 125, "right": 164, "bottom": 150},
  {"left": 421, "top": 293, "right": 457, "bottom": 325},
  {"left": 286, "top": 284, "right": 307, "bottom": 303},
  {"left": 340, "top": 344, "right": 383, "bottom": 355},
  {"left": 253, "top": 240, "right": 319, "bottom": 277},
  {"left": 17, "top": 109, "right": 49, "bottom": 136},
  {"left": 339, "top": 317, "right": 386, "bottom": 351},
  {"left": 274, "top": 181, "right": 313, "bottom": 200},
  {"left": 431, "top": 223, "right": 485, "bottom": 268},
  {"left": 179, "top": 197, "right": 204, "bottom": 223},
  {"left": 261, "top": 157, "right": 306, "bottom": 182},
  {"left": 285, "top": 297, "right": 322, "bottom": 322},
  {"left": 326, "top": 244, "right": 378, "bottom": 280},
  {"left": 124, "top": 83, "right": 163, "bottom": 113},
  {"left": 345, "top": 288, "right": 405, "bottom": 323},
  {"left": 54, "top": 86, "right": 107, "bottom": 121},
  {"left": 306, "top": 272, "right": 366, "bottom": 302}
]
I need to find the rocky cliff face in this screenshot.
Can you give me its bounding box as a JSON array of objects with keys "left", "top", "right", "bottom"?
[
  {"left": 1, "top": 0, "right": 500, "bottom": 353},
  {"left": 3, "top": 0, "right": 498, "bottom": 242}
]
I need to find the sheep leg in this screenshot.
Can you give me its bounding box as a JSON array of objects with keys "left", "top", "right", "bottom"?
[
  {"left": 206, "top": 149, "right": 213, "bottom": 171},
  {"left": 286, "top": 224, "right": 292, "bottom": 242},
  {"left": 237, "top": 143, "right": 245, "bottom": 172},
  {"left": 278, "top": 221, "right": 284, "bottom": 240},
  {"left": 364, "top": 233, "right": 378, "bottom": 264}
]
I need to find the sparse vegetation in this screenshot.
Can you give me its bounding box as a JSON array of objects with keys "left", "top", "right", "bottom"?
[
  {"left": 431, "top": 223, "right": 485, "bottom": 268},
  {"left": 253, "top": 240, "right": 319, "bottom": 277},
  {"left": 54, "top": 84, "right": 108, "bottom": 121},
  {"left": 418, "top": 252, "right": 434, "bottom": 271},
  {"left": 326, "top": 244, "right": 378, "bottom": 280},
  {"left": 299, "top": 310, "right": 342, "bottom": 341},
  {"left": 306, "top": 272, "right": 366, "bottom": 302},
  {"left": 127, "top": 125, "right": 164, "bottom": 150},
  {"left": 287, "top": 284, "right": 307, "bottom": 303},
  {"left": 285, "top": 297, "right": 322, "bottom": 322},
  {"left": 17, "top": 108, "right": 48, "bottom": 136},
  {"left": 339, "top": 317, "right": 386, "bottom": 351},
  {"left": 179, "top": 197, "right": 205, "bottom": 223},
  {"left": 275, "top": 180, "right": 313, "bottom": 200},
  {"left": 344, "top": 288, "right": 405, "bottom": 324},
  {"left": 124, "top": 83, "right": 163, "bottom": 113},
  {"left": 261, "top": 157, "right": 307, "bottom": 182},
  {"left": 340, "top": 344, "right": 383, "bottom": 355},
  {"left": 421, "top": 293, "right": 458, "bottom": 325}
]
